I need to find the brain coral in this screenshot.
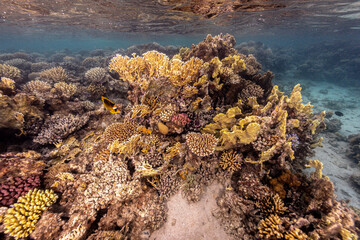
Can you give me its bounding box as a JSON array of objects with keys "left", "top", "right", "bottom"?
[
  {"left": 103, "top": 121, "right": 138, "bottom": 143},
  {"left": 185, "top": 132, "right": 218, "bottom": 157}
]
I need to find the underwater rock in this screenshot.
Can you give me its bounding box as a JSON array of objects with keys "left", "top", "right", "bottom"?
[
  {"left": 324, "top": 118, "right": 342, "bottom": 132},
  {"left": 347, "top": 133, "right": 360, "bottom": 164}
]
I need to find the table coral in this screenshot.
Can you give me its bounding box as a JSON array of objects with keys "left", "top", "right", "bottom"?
[{"left": 3, "top": 189, "right": 58, "bottom": 239}]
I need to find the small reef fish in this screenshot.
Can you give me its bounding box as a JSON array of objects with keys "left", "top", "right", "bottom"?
[
  {"left": 334, "top": 111, "right": 344, "bottom": 117},
  {"left": 101, "top": 96, "right": 120, "bottom": 113}
]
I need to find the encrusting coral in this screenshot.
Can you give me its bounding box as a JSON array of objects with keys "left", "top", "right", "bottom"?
[{"left": 3, "top": 189, "right": 58, "bottom": 239}]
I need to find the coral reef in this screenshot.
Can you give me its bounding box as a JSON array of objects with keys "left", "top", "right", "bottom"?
[{"left": 0, "top": 34, "right": 358, "bottom": 240}]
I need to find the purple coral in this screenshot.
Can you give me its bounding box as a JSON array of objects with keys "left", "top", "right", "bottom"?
[
  {"left": 171, "top": 113, "right": 191, "bottom": 127},
  {"left": 288, "top": 133, "right": 300, "bottom": 149},
  {"left": 0, "top": 175, "right": 41, "bottom": 206}
]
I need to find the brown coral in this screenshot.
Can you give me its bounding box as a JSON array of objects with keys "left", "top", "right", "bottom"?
[
  {"left": 0, "top": 77, "right": 16, "bottom": 95},
  {"left": 185, "top": 132, "right": 218, "bottom": 157},
  {"left": 53, "top": 82, "right": 77, "bottom": 99},
  {"left": 23, "top": 80, "right": 52, "bottom": 97},
  {"left": 103, "top": 121, "right": 138, "bottom": 143},
  {"left": 257, "top": 193, "right": 287, "bottom": 215},
  {"left": 40, "top": 67, "right": 68, "bottom": 83},
  {"left": 219, "top": 150, "right": 242, "bottom": 173},
  {"left": 0, "top": 64, "right": 21, "bottom": 80},
  {"left": 85, "top": 67, "right": 107, "bottom": 83},
  {"left": 183, "top": 33, "right": 237, "bottom": 62}
]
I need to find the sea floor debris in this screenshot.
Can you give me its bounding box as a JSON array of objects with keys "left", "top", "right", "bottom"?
[{"left": 0, "top": 34, "right": 359, "bottom": 239}]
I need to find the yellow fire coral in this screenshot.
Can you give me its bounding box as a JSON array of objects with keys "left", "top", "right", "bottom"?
[
  {"left": 3, "top": 189, "right": 58, "bottom": 239},
  {"left": 40, "top": 67, "right": 68, "bottom": 83},
  {"left": 0, "top": 64, "right": 21, "bottom": 80},
  {"left": 109, "top": 50, "right": 204, "bottom": 90},
  {"left": 185, "top": 132, "right": 218, "bottom": 157},
  {"left": 103, "top": 121, "right": 138, "bottom": 143}
]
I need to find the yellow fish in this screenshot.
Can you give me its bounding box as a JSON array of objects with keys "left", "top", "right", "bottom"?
[{"left": 101, "top": 96, "right": 120, "bottom": 113}]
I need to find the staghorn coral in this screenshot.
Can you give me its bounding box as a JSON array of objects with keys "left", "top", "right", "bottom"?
[
  {"left": 258, "top": 214, "right": 284, "bottom": 239},
  {"left": 185, "top": 132, "right": 218, "bottom": 157},
  {"left": 34, "top": 114, "right": 89, "bottom": 145},
  {"left": 103, "top": 121, "right": 138, "bottom": 143},
  {"left": 40, "top": 66, "right": 68, "bottom": 83},
  {"left": 3, "top": 189, "right": 58, "bottom": 239},
  {"left": 0, "top": 64, "right": 21, "bottom": 80},
  {"left": 219, "top": 150, "right": 242, "bottom": 173},
  {"left": 85, "top": 67, "right": 107, "bottom": 83},
  {"left": 53, "top": 82, "right": 77, "bottom": 99}
]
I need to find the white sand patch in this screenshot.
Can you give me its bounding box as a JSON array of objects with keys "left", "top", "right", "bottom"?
[{"left": 150, "top": 183, "right": 231, "bottom": 240}]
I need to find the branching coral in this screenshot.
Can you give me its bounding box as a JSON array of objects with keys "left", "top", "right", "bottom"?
[
  {"left": 257, "top": 193, "right": 287, "bottom": 215},
  {"left": 258, "top": 214, "right": 284, "bottom": 239},
  {"left": 53, "top": 82, "right": 77, "bottom": 99},
  {"left": 23, "top": 80, "right": 51, "bottom": 97},
  {"left": 219, "top": 150, "right": 242, "bottom": 173},
  {"left": 3, "top": 189, "right": 58, "bottom": 239},
  {"left": 85, "top": 67, "right": 107, "bottom": 83},
  {"left": 40, "top": 66, "right": 68, "bottom": 83},
  {"left": 34, "top": 114, "right": 89, "bottom": 145},
  {"left": 185, "top": 132, "right": 218, "bottom": 157},
  {"left": 0, "top": 64, "right": 21, "bottom": 80},
  {"left": 109, "top": 50, "right": 203, "bottom": 91},
  {"left": 183, "top": 33, "right": 237, "bottom": 62}
]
